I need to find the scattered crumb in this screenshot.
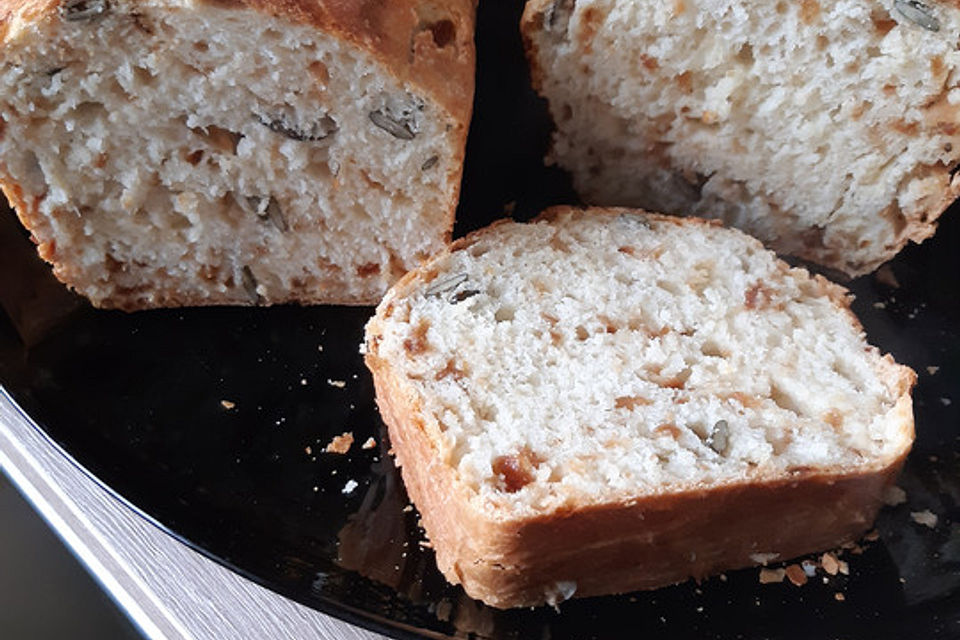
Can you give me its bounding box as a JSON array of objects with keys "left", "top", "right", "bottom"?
[
  {"left": 834, "top": 592, "right": 845, "bottom": 602},
  {"left": 301, "top": 378, "right": 308, "bottom": 386},
  {"left": 361, "top": 437, "right": 377, "bottom": 450},
  {"left": 304, "top": 445, "right": 312, "bottom": 455},
  {"left": 402, "top": 504, "right": 414, "bottom": 513},
  {"left": 884, "top": 485, "right": 908, "bottom": 506},
  {"left": 927, "top": 366, "right": 940, "bottom": 376},
  {"left": 418, "top": 540, "right": 433, "bottom": 549},
  {"left": 327, "top": 378, "right": 347, "bottom": 388},
  {"left": 875, "top": 265, "right": 899, "bottom": 288},
  {"left": 821, "top": 552, "right": 840, "bottom": 576},
  {"left": 719, "top": 573, "right": 727, "bottom": 582},
  {"left": 785, "top": 564, "right": 808, "bottom": 586},
  {"left": 838, "top": 560, "right": 850, "bottom": 575},
  {"left": 325, "top": 432, "right": 354, "bottom": 454},
  {"left": 317, "top": 344, "right": 324, "bottom": 352},
  {"left": 342, "top": 479, "right": 358, "bottom": 494},
  {"left": 759, "top": 568, "right": 786, "bottom": 584},
  {"left": 911, "top": 510, "right": 938, "bottom": 528},
  {"left": 750, "top": 552, "right": 780, "bottom": 565},
  {"left": 941, "top": 397, "right": 952, "bottom": 406},
  {"left": 220, "top": 400, "right": 236, "bottom": 410},
  {"left": 312, "top": 486, "right": 319, "bottom": 492},
  {"left": 872, "top": 301, "right": 887, "bottom": 310},
  {"left": 864, "top": 530, "right": 880, "bottom": 542}
]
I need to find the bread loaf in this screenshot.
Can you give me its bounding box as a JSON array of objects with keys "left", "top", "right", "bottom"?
[
  {"left": 522, "top": 0, "right": 960, "bottom": 276},
  {"left": 364, "top": 206, "right": 915, "bottom": 608},
  {"left": 0, "top": 0, "right": 475, "bottom": 309}
]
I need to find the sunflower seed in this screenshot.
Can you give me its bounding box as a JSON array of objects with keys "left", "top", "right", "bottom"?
[
  {"left": 369, "top": 94, "right": 423, "bottom": 141},
  {"left": 241, "top": 266, "right": 262, "bottom": 305},
  {"left": 263, "top": 196, "right": 287, "bottom": 232},
  {"left": 59, "top": 0, "right": 109, "bottom": 21},
  {"left": 421, "top": 155, "right": 439, "bottom": 171},
  {"left": 894, "top": 0, "right": 940, "bottom": 31},
  {"left": 369, "top": 110, "right": 416, "bottom": 140},
  {"left": 254, "top": 111, "right": 338, "bottom": 141},
  {"left": 234, "top": 194, "right": 287, "bottom": 232},
  {"left": 707, "top": 420, "right": 729, "bottom": 455},
  {"left": 425, "top": 273, "right": 467, "bottom": 298}
]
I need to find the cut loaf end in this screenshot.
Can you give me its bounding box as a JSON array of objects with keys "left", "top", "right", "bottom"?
[
  {"left": 0, "top": 0, "right": 475, "bottom": 309},
  {"left": 522, "top": 0, "right": 960, "bottom": 276},
  {"left": 364, "top": 206, "right": 915, "bottom": 608}
]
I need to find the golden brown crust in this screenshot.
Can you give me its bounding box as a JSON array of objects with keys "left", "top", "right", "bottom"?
[{"left": 364, "top": 205, "right": 917, "bottom": 608}]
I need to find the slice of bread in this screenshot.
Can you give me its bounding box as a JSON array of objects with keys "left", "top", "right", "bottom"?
[
  {"left": 363, "top": 206, "right": 915, "bottom": 608},
  {"left": 522, "top": 0, "right": 960, "bottom": 276},
  {"left": 0, "top": 0, "right": 475, "bottom": 309}
]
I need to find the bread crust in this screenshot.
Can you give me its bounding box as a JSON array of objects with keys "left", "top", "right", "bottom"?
[
  {"left": 364, "top": 206, "right": 917, "bottom": 608},
  {"left": 0, "top": 0, "right": 475, "bottom": 309}
]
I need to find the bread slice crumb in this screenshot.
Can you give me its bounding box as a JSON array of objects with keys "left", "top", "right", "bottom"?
[
  {"left": 361, "top": 437, "right": 377, "bottom": 450},
  {"left": 911, "top": 510, "right": 938, "bottom": 528},
  {"left": 759, "top": 568, "right": 786, "bottom": 584},
  {"left": 785, "top": 564, "right": 808, "bottom": 586},
  {"left": 883, "top": 485, "right": 908, "bottom": 506},
  {"left": 220, "top": 399, "right": 236, "bottom": 410},
  {"left": 325, "top": 431, "right": 354, "bottom": 454}
]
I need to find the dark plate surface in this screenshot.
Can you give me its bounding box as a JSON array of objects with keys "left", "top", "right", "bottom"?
[{"left": 1, "top": 2, "right": 959, "bottom": 638}]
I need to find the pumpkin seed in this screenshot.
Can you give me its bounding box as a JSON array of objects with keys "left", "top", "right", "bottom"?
[
  {"left": 254, "top": 111, "right": 338, "bottom": 141},
  {"left": 894, "top": 0, "right": 940, "bottom": 31},
  {"left": 59, "top": 0, "right": 109, "bottom": 21}
]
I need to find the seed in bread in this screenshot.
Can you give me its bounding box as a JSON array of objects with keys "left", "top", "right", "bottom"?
[
  {"left": 522, "top": 0, "right": 960, "bottom": 276},
  {"left": 364, "top": 206, "right": 915, "bottom": 608},
  {"left": 0, "top": 0, "right": 475, "bottom": 309}
]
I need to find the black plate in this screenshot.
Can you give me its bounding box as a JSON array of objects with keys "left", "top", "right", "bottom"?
[{"left": 2, "top": 2, "right": 959, "bottom": 638}]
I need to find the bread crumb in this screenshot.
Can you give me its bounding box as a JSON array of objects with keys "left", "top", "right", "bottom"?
[
  {"left": 361, "top": 437, "right": 377, "bottom": 450},
  {"left": 402, "top": 504, "right": 414, "bottom": 512},
  {"left": 940, "top": 397, "right": 952, "bottom": 406},
  {"left": 759, "top": 568, "right": 785, "bottom": 584},
  {"left": 785, "top": 564, "right": 808, "bottom": 586},
  {"left": 342, "top": 479, "right": 358, "bottom": 494},
  {"left": 884, "top": 485, "right": 908, "bottom": 506},
  {"left": 327, "top": 378, "right": 347, "bottom": 388},
  {"left": 305, "top": 445, "right": 312, "bottom": 455},
  {"left": 821, "top": 552, "right": 840, "bottom": 576},
  {"left": 301, "top": 378, "right": 308, "bottom": 386},
  {"left": 911, "top": 510, "right": 938, "bottom": 528},
  {"left": 838, "top": 560, "right": 850, "bottom": 575},
  {"left": 927, "top": 366, "right": 940, "bottom": 375},
  {"left": 325, "top": 432, "right": 354, "bottom": 454},
  {"left": 872, "top": 301, "right": 887, "bottom": 309},
  {"left": 220, "top": 400, "right": 236, "bottom": 410},
  {"left": 834, "top": 592, "right": 845, "bottom": 602},
  {"left": 317, "top": 344, "right": 324, "bottom": 352}
]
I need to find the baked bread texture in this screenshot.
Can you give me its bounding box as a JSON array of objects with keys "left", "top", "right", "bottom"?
[
  {"left": 364, "top": 206, "right": 915, "bottom": 608},
  {"left": 0, "top": 0, "right": 475, "bottom": 309},
  {"left": 522, "top": 0, "right": 960, "bottom": 276}
]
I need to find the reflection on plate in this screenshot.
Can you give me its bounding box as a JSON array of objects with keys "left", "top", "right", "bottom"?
[{"left": 0, "top": 2, "right": 958, "bottom": 638}]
